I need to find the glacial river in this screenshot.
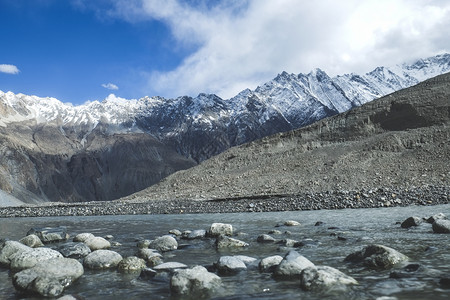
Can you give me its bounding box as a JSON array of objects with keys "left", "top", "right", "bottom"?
[{"left": 0, "top": 204, "right": 449, "bottom": 299}]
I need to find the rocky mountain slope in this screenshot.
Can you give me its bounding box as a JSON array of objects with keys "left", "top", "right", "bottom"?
[
  {"left": 124, "top": 72, "right": 450, "bottom": 202},
  {"left": 1, "top": 54, "right": 449, "bottom": 205}
]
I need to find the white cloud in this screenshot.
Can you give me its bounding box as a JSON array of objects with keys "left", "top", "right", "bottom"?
[
  {"left": 0, "top": 64, "right": 20, "bottom": 75},
  {"left": 101, "top": 83, "right": 119, "bottom": 90},
  {"left": 105, "top": 0, "right": 450, "bottom": 98}
]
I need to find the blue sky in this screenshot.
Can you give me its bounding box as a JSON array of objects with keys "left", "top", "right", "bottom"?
[{"left": 1, "top": 0, "right": 449, "bottom": 105}]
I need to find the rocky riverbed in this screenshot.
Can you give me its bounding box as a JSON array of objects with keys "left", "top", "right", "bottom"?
[
  {"left": 0, "top": 185, "right": 448, "bottom": 218},
  {"left": 0, "top": 205, "right": 449, "bottom": 299}
]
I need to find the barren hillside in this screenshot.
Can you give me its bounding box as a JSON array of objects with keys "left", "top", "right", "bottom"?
[{"left": 124, "top": 73, "right": 450, "bottom": 202}]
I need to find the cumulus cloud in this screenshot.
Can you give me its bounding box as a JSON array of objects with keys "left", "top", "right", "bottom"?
[
  {"left": 101, "top": 83, "right": 119, "bottom": 90},
  {"left": 0, "top": 64, "right": 20, "bottom": 74},
  {"left": 103, "top": 0, "right": 450, "bottom": 98}
]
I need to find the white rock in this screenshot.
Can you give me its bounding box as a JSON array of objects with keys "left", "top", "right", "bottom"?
[
  {"left": 149, "top": 235, "right": 178, "bottom": 252},
  {"left": 84, "top": 236, "right": 111, "bottom": 251},
  {"left": 12, "top": 257, "right": 83, "bottom": 297},
  {"left": 73, "top": 233, "right": 95, "bottom": 242},
  {"left": 208, "top": 223, "right": 233, "bottom": 237},
  {"left": 0, "top": 241, "right": 31, "bottom": 267},
  {"left": 170, "top": 266, "right": 221, "bottom": 296},
  {"left": 83, "top": 250, "right": 123, "bottom": 270},
  {"left": 259, "top": 255, "right": 283, "bottom": 272},
  {"left": 10, "top": 248, "right": 63, "bottom": 271},
  {"left": 300, "top": 266, "right": 358, "bottom": 291},
  {"left": 274, "top": 250, "right": 315, "bottom": 279}
]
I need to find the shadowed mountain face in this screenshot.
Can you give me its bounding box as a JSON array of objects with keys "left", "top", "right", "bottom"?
[
  {"left": 0, "top": 123, "right": 195, "bottom": 204},
  {"left": 0, "top": 54, "right": 449, "bottom": 205},
  {"left": 125, "top": 73, "right": 450, "bottom": 202}
]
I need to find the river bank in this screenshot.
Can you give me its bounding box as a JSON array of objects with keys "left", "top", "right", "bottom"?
[{"left": 1, "top": 185, "right": 448, "bottom": 218}]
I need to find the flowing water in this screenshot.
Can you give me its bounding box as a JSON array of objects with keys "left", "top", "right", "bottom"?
[{"left": 0, "top": 204, "right": 449, "bottom": 299}]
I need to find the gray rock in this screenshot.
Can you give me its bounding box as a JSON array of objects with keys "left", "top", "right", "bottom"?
[
  {"left": 0, "top": 241, "right": 31, "bottom": 267},
  {"left": 83, "top": 250, "right": 123, "bottom": 270},
  {"left": 136, "top": 239, "right": 152, "bottom": 249},
  {"left": 274, "top": 250, "right": 315, "bottom": 279},
  {"left": 170, "top": 265, "right": 221, "bottom": 296},
  {"left": 181, "top": 231, "right": 192, "bottom": 239},
  {"left": 277, "top": 238, "right": 299, "bottom": 247},
  {"left": 84, "top": 236, "right": 111, "bottom": 251},
  {"left": 257, "top": 234, "right": 276, "bottom": 243},
  {"left": 10, "top": 247, "right": 63, "bottom": 271},
  {"left": 215, "top": 256, "right": 247, "bottom": 274},
  {"left": 169, "top": 229, "right": 182, "bottom": 236},
  {"left": 186, "top": 229, "right": 207, "bottom": 240},
  {"left": 149, "top": 235, "right": 178, "bottom": 252},
  {"left": 401, "top": 216, "right": 422, "bottom": 228},
  {"left": 12, "top": 257, "right": 83, "bottom": 297},
  {"left": 295, "top": 238, "right": 320, "bottom": 248},
  {"left": 73, "top": 233, "right": 95, "bottom": 243},
  {"left": 137, "top": 248, "right": 163, "bottom": 267},
  {"left": 104, "top": 235, "right": 114, "bottom": 240},
  {"left": 284, "top": 220, "right": 301, "bottom": 226},
  {"left": 344, "top": 244, "right": 408, "bottom": 269},
  {"left": 233, "top": 255, "right": 257, "bottom": 265},
  {"left": 427, "top": 213, "right": 447, "bottom": 224},
  {"left": 27, "top": 227, "right": 69, "bottom": 243},
  {"left": 153, "top": 262, "right": 188, "bottom": 272},
  {"left": 117, "top": 256, "right": 147, "bottom": 273},
  {"left": 259, "top": 255, "right": 283, "bottom": 272},
  {"left": 268, "top": 229, "right": 282, "bottom": 235},
  {"left": 19, "top": 235, "right": 44, "bottom": 248},
  {"left": 56, "top": 242, "right": 91, "bottom": 258},
  {"left": 432, "top": 219, "right": 450, "bottom": 233},
  {"left": 215, "top": 236, "right": 249, "bottom": 249},
  {"left": 300, "top": 266, "right": 358, "bottom": 291},
  {"left": 208, "top": 223, "right": 233, "bottom": 237}
]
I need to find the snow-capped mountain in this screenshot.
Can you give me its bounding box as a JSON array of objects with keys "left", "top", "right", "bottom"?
[{"left": 0, "top": 53, "right": 449, "bottom": 204}]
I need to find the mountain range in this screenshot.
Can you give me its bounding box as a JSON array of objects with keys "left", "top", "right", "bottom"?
[
  {"left": 128, "top": 72, "right": 449, "bottom": 202},
  {"left": 1, "top": 53, "right": 449, "bottom": 205}
]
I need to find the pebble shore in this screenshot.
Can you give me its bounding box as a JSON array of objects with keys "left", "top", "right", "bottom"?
[{"left": 1, "top": 186, "right": 448, "bottom": 218}]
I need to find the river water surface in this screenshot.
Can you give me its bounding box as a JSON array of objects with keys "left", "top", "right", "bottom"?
[{"left": 1, "top": 204, "right": 449, "bottom": 299}]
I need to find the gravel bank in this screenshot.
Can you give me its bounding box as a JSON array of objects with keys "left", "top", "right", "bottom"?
[{"left": 0, "top": 186, "right": 448, "bottom": 218}]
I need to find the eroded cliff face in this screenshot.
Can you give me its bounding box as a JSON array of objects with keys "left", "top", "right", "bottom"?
[
  {"left": 125, "top": 73, "right": 450, "bottom": 202},
  {"left": 0, "top": 122, "right": 195, "bottom": 204}
]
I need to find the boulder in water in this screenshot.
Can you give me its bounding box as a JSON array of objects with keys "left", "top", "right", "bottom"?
[
  {"left": 208, "top": 223, "right": 233, "bottom": 237},
  {"left": 12, "top": 257, "right": 83, "bottom": 297},
  {"left": 274, "top": 250, "right": 315, "bottom": 279},
  {"left": 84, "top": 236, "right": 111, "bottom": 251},
  {"left": 10, "top": 247, "right": 63, "bottom": 271},
  {"left": 117, "top": 256, "right": 146, "bottom": 273},
  {"left": 0, "top": 241, "right": 31, "bottom": 267},
  {"left": 259, "top": 255, "right": 283, "bottom": 272},
  {"left": 27, "top": 227, "right": 69, "bottom": 243},
  {"left": 215, "top": 256, "right": 247, "bottom": 274},
  {"left": 432, "top": 219, "right": 450, "bottom": 233},
  {"left": 344, "top": 244, "right": 408, "bottom": 269},
  {"left": 83, "top": 250, "right": 123, "bottom": 270},
  {"left": 149, "top": 235, "right": 178, "bottom": 252},
  {"left": 19, "top": 235, "right": 44, "bottom": 248},
  {"left": 215, "top": 236, "right": 249, "bottom": 249},
  {"left": 300, "top": 265, "right": 358, "bottom": 291},
  {"left": 170, "top": 266, "right": 221, "bottom": 296},
  {"left": 73, "top": 233, "right": 95, "bottom": 243},
  {"left": 401, "top": 216, "right": 422, "bottom": 228},
  {"left": 56, "top": 242, "right": 91, "bottom": 259}
]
